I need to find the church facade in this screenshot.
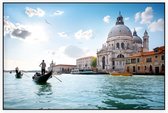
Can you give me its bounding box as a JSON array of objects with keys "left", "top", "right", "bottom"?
[{"left": 97, "top": 13, "right": 149, "bottom": 72}]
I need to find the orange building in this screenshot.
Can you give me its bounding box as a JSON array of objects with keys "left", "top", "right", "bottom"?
[{"left": 125, "top": 46, "right": 165, "bottom": 75}]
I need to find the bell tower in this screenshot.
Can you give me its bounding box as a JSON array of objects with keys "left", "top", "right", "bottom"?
[{"left": 143, "top": 30, "right": 149, "bottom": 52}]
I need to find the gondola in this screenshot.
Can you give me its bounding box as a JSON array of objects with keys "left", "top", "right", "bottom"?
[
  {"left": 32, "top": 71, "right": 52, "bottom": 84},
  {"left": 15, "top": 72, "right": 23, "bottom": 78}
]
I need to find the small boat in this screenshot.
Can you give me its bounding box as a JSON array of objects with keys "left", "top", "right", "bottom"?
[
  {"left": 15, "top": 72, "right": 23, "bottom": 78},
  {"left": 71, "top": 69, "right": 97, "bottom": 74},
  {"left": 110, "top": 71, "right": 133, "bottom": 76},
  {"left": 32, "top": 71, "right": 52, "bottom": 84}
]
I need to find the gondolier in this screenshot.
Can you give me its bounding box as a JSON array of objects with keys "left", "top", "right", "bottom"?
[
  {"left": 39, "top": 60, "right": 46, "bottom": 75},
  {"left": 15, "top": 67, "right": 23, "bottom": 78}
]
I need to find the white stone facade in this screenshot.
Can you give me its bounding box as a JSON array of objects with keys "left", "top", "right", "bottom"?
[
  {"left": 76, "top": 56, "right": 95, "bottom": 70},
  {"left": 48, "top": 62, "right": 76, "bottom": 74},
  {"left": 97, "top": 13, "right": 149, "bottom": 72}
]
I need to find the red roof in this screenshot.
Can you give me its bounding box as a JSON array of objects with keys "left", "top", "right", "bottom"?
[{"left": 128, "top": 46, "right": 165, "bottom": 58}]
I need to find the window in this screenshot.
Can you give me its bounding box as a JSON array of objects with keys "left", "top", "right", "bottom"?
[
  {"left": 144, "top": 66, "right": 146, "bottom": 70},
  {"left": 155, "top": 55, "right": 158, "bottom": 58},
  {"left": 112, "top": 61, "right": 115, "bottom": 65},
  {"left": 146, "top": 57, "right": 152, "bottom": 62},
  {"left": 137, "top": 58, "right": 140, "bottom": 63},
  {"left": 133, "top": 66, "right": 136, "bottom": 72},
  {"left": 121, "top": 42, "right": 125, "bottom": 49},
  {"left": 161, "top": 55, "right": 164, "bottom": 60},
  {"left": 138, "top": 66, "right": 140, "bottom": 70},
  {"left": 150, "top": 65, "right": 153, "bottom": 73},
  {"left": 131, "top": 58, "right": 136, "bottom": 63},
  {"left": 117, "top": 54, "right": 124, "bottom": 58},
  {"left": 116, "top": 43, "right": 120, "bottom": 49}
]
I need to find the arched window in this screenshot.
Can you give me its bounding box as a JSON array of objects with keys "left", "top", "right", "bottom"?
[
  {"left": 116, "top": 43, "right": 120, "bottom": 49},
  {"left": 117, "top": 54, "right": 124, "bottom": 58},
  {"left": 102, "top": 56, "right": 105, "bottom": 69},
  {"left": 121, "top": 42, "right": 125, "bottom": 49}
]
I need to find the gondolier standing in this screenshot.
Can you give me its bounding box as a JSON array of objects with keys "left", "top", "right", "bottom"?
[{"left": 39, "top": 60, "right": 46, "bottom": 75}]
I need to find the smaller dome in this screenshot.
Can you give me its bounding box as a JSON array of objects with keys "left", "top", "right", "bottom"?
[
  {"left": 133, "top": 36, "right": 142, "bottom": 44},
  {"left": 133, "top": 29, "right": 142, "bottom": 44}
]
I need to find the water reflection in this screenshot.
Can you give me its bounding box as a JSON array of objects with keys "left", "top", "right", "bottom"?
[{"left": 36, "top": 83, "right": 53, "bottom": 96}]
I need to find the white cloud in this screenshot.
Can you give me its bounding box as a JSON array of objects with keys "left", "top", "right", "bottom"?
[
  {"left": 148, "top": 18, "right": 164, "bottom": 32},
  {"left": 4, "top": 19, "right": 48, "bottom": 43},
  {"left": 103, "top": 15, "right": 110, "bottom": 23},
  {"left": 53, "top": 10, "right": 64, "bottom": 16},
  {"left": 124, "top": 17, "right": 130, "bottom": 21},
  {"left": 4, "top": 19, "right": 31, "bottom": 39},
  {"left": 135, "top": 12, "right": 141, "bottom": 22},
  {"left": 140, "top": 7, "right": 153, "bottom": 24},
  {"left": 4, "top": 19, "right": 16, "bottom": 35},
  {"left": 57, "top": 32, "right": 68, "bottom": 38},
  {"left": 74, "top": 29, "right": 93, "bottom": 40},
  {"left": 134, "top": 7, "right": 153, "bottom": 24},
  {"left": 25, "top": 7, "right": 45, "bottom": 17}
]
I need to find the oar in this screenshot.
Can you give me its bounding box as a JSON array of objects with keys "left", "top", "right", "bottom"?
[
  {"left": 53, "top": 75, "right": 62, "bottom": 82},
  {"left": 22, "top": 73, "right": 30, "bottom": 78}
]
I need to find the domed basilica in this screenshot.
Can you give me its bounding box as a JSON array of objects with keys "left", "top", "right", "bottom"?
[{"left": 97, "top": 12, "right": 149, "bottom": 72}]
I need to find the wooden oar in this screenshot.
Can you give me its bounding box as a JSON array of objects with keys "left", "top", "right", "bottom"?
[
  {"left": 53, "top": 75, "right": 62, "bottom": 82},
  {"left": 22, "top": 73, "right": 30, "bottom": 78}
]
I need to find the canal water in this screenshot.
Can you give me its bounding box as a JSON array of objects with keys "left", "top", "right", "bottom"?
[{"left": 3, "top": 72, "right": 164, "bottom": 110}]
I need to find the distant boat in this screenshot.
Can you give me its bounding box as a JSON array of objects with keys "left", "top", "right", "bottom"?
[
  {"left": 110, "top": 71, "right": 133, "bottom": 76},
  {"left": 15, "top": 72, "right": 23, "bottom": 78},
  {"left": 32, "top": 71, "right": 53, "bottom": 84},
  {"left": 71, "top": 69, "right": 97, "bottom": 74}
]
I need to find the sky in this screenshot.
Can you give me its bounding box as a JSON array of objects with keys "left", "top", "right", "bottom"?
[{"left": 3, "top": 3, "right": 164, "bottom": 70}]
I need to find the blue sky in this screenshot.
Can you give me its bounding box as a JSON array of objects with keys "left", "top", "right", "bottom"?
[{"left": 4, "top": 3, "right": 164, "bottom": 70}]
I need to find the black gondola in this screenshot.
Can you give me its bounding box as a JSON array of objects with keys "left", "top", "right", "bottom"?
[
  {"left": 32, "top": 71, "right": 52, "bottom": 84},
  {"left": 15, "top": 72, "right": 23, "bottom": 78}
]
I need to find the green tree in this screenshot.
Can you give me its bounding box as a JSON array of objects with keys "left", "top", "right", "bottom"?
[{"left": 91, "top": 57, "right": 97, "bottom": 68}]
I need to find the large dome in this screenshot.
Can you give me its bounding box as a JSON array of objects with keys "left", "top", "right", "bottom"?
[{"left": 108, "top": 24, "right": 132, "bottom": 38}]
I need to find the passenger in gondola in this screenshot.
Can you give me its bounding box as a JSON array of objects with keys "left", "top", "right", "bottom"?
[
  {"left": 15, "top": 67, "right": 21, "bottom": 74},
  {"left": 39, "top": 60, "right": 46, "bottom": 75}
]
